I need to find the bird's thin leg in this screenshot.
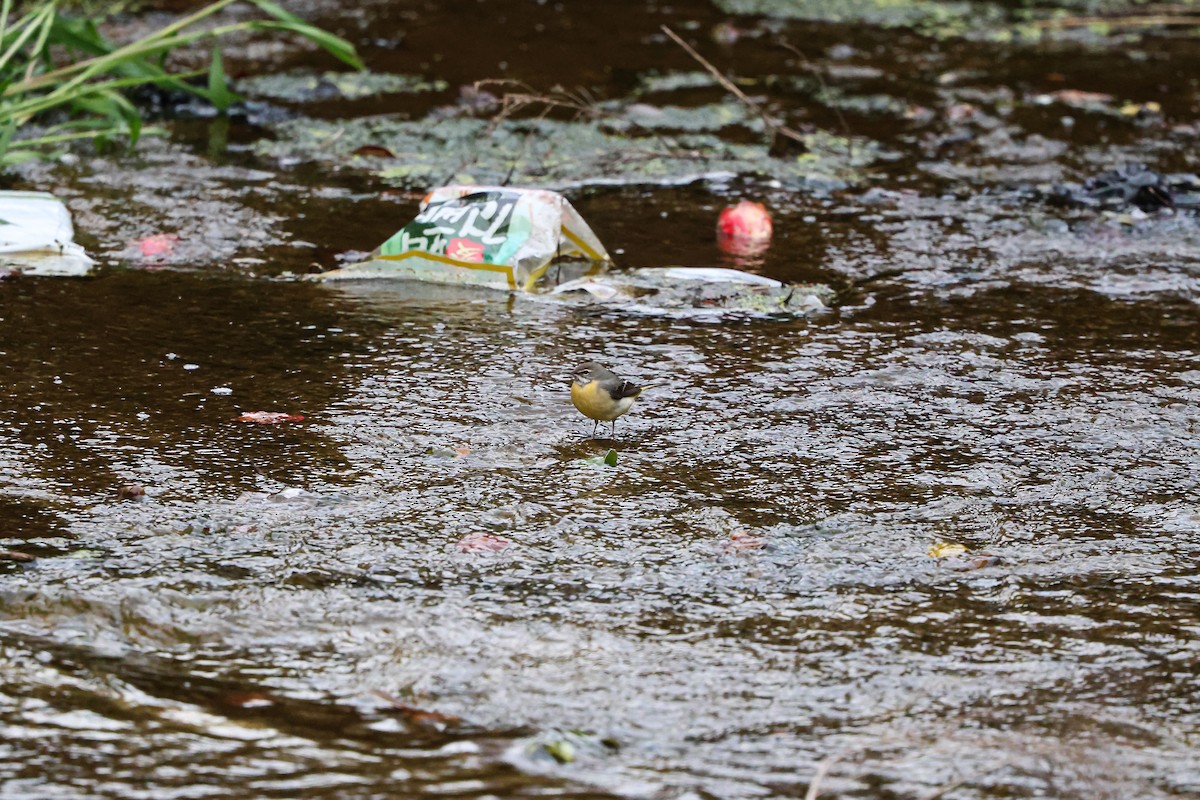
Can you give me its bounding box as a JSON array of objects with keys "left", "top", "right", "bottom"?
[
  {"left": 611, "top": 419, "right": 617, "bottom": 438},
  {"left": 591, "top": 419, "right": 598, "bottom": 438}
]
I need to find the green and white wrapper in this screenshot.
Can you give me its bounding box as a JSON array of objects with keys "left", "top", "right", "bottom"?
[{"left": 320, "top": 185, "right": 610, "bottom": 291}]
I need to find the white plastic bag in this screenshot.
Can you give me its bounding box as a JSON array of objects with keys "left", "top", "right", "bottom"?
[{"left": 0, "top": 191, "right": 94, "bottom": 277}]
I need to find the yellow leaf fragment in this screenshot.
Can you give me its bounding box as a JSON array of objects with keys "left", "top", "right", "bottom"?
[{"left": 929, "top": 541, "right": 969, "bottom": 559}]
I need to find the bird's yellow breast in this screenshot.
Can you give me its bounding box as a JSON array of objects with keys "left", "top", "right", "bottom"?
[{"left": 572, "top": 380, "right": 634, "bottom": 421}]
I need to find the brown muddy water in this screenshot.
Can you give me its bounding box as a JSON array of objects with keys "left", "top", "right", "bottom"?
[{"left": 3, "top": 1, "right": 1200, "bottom": 798}]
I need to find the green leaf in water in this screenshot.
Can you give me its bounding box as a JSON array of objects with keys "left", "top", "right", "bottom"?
[
  {"left": 543, "top": 739, "right": 575, "bottom": 764},
  {"left": 577, "top": 448, "right": 618, "bottom": 468},
  {"left": 525, "top": 729, "right": 616, "bottom": 765}
]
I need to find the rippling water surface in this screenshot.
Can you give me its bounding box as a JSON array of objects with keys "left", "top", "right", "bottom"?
[{"left": 3, "top": 1, "right": 1200, "bottom": 798}]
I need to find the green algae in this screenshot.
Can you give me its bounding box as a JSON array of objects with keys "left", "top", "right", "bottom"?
[
  {"left": 633, "top": 72, "right": 916, "bottom": 126},
  {"left": 713, "top": 0, "right": 1200, "bottom": 42},
  {"left": 256, "top": 114, "right": 884, "bottom": 190},
  {"left": 635, "top": 71, "right": 722, "bottom": 95},
  {"left": 237, "top": 70, "right": 447, "bottom": 103},
  {"left": 815, "top": 88, "right": 917, "bottom": 119},
  {"left": 599, "top": 100, "right": 761, "bottom": 133},
  {"left": 713, "top": 0, "right": 1002, "bottom": 36}
]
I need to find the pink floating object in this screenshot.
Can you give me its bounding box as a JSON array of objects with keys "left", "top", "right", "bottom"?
[
  {"left": 717, "top": 200, "right": 772, "bottom": 241},
  {"left": 716, "top": 201, "right": 773, "bottom": 257},
  {"left": 135, "top": 233, "right": 179, "bottom": 258},
  {"left": 455, "top": 531, "right": 512, "bottom": 553},
  {"left": 724, "top": 530, "right": 768, "bottom": 553},
  {"left": 237, "top": 411, "right": 305, "bottom": 424}
]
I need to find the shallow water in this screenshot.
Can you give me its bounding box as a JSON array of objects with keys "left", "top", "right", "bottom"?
[{"left": 3, "top": 1, "right": 1200, "bottom": 798}]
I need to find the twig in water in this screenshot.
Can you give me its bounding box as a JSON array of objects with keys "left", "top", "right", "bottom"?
[
  {"left": 317, "top": 126, "right": 345, "bottom": 150},
  {"left": 473, "top": 79, "right": 602, "bottom": 183},
  {"left": 475, "top": 79, "right": 600, "bottom": 127},
  {"left": 660, "top": 24, "right": 807, "bottom": 152},
  {"left": 804, "top": 752, "right": 844, "bottom": 800}
]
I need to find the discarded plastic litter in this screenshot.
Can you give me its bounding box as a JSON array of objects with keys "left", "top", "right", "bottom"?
[
  {"left": 551, "top": 267, "right": 832, "bottom": 317},
  {"left": 0, "top": 191, "right": 94, "bottom": 277},
  {"left": 320, "top": 184, "right": 833, "bottom": 318},
  {"left": 319, "top": 185, "right": 610, "bottom": 290}
]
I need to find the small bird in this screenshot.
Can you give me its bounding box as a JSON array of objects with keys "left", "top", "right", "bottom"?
[{"left": 570, "top": 361, "right": 649, "bottom": 438}]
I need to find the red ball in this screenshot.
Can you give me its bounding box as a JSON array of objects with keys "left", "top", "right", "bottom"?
[
  {"left": 717, "top": 200, "right": 772, "bottom": 257},
  {"left": 717, "top": 200, "right": 773, "bottom": 242}
]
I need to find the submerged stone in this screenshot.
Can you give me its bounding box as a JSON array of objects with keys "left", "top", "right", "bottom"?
[{"left": 1050, "top": 165, "right": 1200, "bottom": 212}]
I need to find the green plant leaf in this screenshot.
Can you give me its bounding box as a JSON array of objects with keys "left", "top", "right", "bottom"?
[
  {"left": 0, "top": 0, "right": 362, "bottom": 165},
  {"left": 0, "top": 119, "right": 14, "bottom": 162},
  {"left": 577, "top": 449, "right": 619, "bottom": 468},
  {"left": 46, "top": 16, "right": 117, "bottom": 60},
  {"left": 543, "top": 739, "right": 575, "bottom": 764},
  {"left": 206, "top": 44, "right": 238, "bottom": 112},
  {"left": 248, "top": 0, "right": 305, "bottom": 26},
  {"left": 69, "top": 89, "right": 142, "bottom": 145},
  {"left": 0, "top": 0, "right": 12, "bottom": 46},
  {"left": 248, "top": 20, "right": 364, "bottom": 70},
  {"left": 249, "top": 0, "right": 363, "bottom": 68},
  {"left": 0, "top": 3, "right": 55, "bottom": 75},
  {"left": 0, "top": 147, "right": 45, "bottom": 166}
]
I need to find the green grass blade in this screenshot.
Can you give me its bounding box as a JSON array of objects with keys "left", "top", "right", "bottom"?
[
  {"left": 0, "top": 4, "right": 48, "bottom": 60},
  {"left": 206, "top": 44, "right": 238, "bottom": 111},
  {"left": 4, "top": 121, "right": 164, "bottom": 153},
  {"left": 3, "top": 68, "right": 205, "bottom": 123},
  {"left": 247, "top": 20, "right": 363, "bottom": 69},
  {"left": 0, "top": 3, "right": 55, "bottom": 75},
  {"left": 47, "top": 15, "right": 116, "bottom": 59},
  {"left": 22, "top": 1, "right": 56, "bottom": 82},
  {"left": 0, "top": 0, "right": 13, "bottom": 46},
  {"left": 247, "top": 0, "right": 304, "bottom": 26},
  {"left": 0, "top": 147, "right": 50, "bottom": 167},
  {"left": 0, "top": 0, "right": 364, "bottom": 163},
  {"left": 0, "top": 118, "right": 15, "bottom": 163},
  {"left": 9, "top": 2, "right": 239, "bottom": 91},
  {"left": 22, "top": 26, "right": 227, "bottom": 102}
]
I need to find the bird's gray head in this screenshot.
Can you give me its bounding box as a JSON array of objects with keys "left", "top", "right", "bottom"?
[{"left": 572, "top": 361, "right": 608, "bottom": 386}]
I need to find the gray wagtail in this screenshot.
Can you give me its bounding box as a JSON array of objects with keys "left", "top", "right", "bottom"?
[{"left": 570, "top": 361, "right": 650, "bottom": 438}]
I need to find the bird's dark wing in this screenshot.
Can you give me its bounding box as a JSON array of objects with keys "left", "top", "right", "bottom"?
[{"left": 613, "top": 380, "right": 642, "bottom": 398}]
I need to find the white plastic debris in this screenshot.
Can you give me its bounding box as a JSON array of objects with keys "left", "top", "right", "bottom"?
[
  {"left": 319, "top": 185, "right": 610, "bottom": 290},
  {"left": 0, "top": 191, "right": 94, "bottom": 277},
  {"left": 653, "top": 267, "right": 783, "bottom": 286},
  {"left": 550, "top": 267, "right": 832, "bottom": 317}
]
